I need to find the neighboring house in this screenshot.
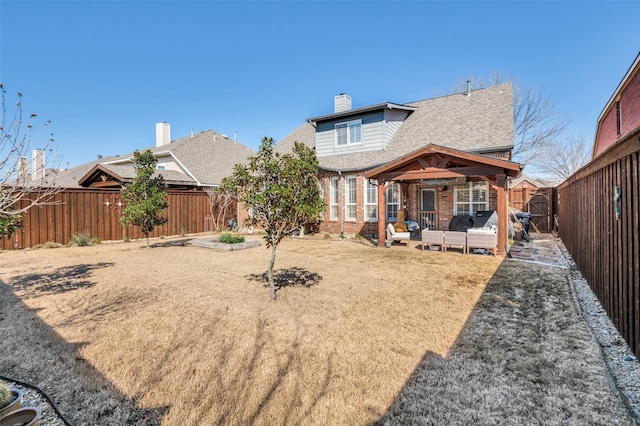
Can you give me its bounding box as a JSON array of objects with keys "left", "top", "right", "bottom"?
[
  {"left": 593, "top": 51, "right": 640, "bottom": 158},
  {"left": 276, "top": 85, "right": 523, "bottom": 254},
  {"left": 44, "top": 123, "right": 255, "bottom": 189}
]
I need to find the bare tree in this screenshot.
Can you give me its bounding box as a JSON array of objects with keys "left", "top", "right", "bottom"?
[
  {"left": 0, "top": 85, "right": 62, "bottom": 237},
  {"left": 204, "top": 187, "right": 235, "bottom": 231},
  {"left": 533, "top": 135, "right": 591, "bottom": 182},
  {"left": 450, "top": 73, "right": 570, "bottom": 166}
]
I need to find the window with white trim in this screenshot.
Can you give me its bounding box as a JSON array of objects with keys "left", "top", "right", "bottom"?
[
  {"left": 345, "top": 175, "right": 357, "bottom": 221},
  {"left": 335, "top": 119, "right": 362, "bottom": 146},
  {"left": 364, "top": 180, "right": 377, "bottom": 221},
  {"left": 330, "top": 177, "right": 339, "bottom": 220},
  {"left": 386, "top": 183, "right": 400, "bottom": 221},
  {"left": 454, "top": 181, "right": 489, "bottom": 215}
]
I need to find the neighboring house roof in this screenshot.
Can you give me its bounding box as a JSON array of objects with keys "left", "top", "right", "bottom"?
[
  {"left": 43, "top": 130, "right": 255, "bottom": 188},
  {"left": 508, "top": 175, "right": 545, "bottom": 189},
  {"left": 78, "top": 164, "right": 197, "bottom": 188},
  {"left": 276, "top": 84, "right": 514, "bottom": 172}
]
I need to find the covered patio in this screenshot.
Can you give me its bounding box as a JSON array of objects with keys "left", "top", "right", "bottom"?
[{"left": 365, "top": 144, "right": 523, "bottom": 255}]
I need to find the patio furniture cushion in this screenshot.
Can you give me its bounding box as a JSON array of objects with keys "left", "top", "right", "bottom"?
[
  {"left": 394, "top": 210, "right": 409, "bottom": 232},
  {"left": 443, "top": 231, "right": 467, "bottom": 253},
  {"left": 421, "top": 229, "right": 445, "bottom": 251},
  {"left": 387, "top": 223, "right": 410, "bottom": 246},
  {"left": 466, "top": 228, "right": 497, "bottom": 255}
]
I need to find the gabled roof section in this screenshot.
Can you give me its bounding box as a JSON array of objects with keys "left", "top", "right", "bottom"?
[
  {"left": 365, "top": 144, "right": 522, "bottom": 181},
  {"left": 78, "top": 164, "right": 197, "bottom": 188},
  {"left": 597, "top": 51, "right": 640, "bottom": 125},
  {"left": 312, "top": 84, "right": 513, "bottom": 172},
  {"left": 274, "top": 122, "right": 316, "bottom": 155},
  {"left": 47, "top": 129, "right": 255, "bottom": 188},
  {"left": 306, "top": 102, "right": 417, "bottom": 124},
  {"left": 508, "top": 175, "right": 545, "bottom": 189}
]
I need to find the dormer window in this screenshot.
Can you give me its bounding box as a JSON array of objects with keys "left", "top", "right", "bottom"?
[{"left": 335, "top": 119, "right": 362, "bottom": 146}]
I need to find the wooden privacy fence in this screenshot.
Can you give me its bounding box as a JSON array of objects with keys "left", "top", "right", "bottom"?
[
  {"left": 1, "top": 188, "right": 237, "bottom": 250},
  {"left": 509, "top": 186, "right": 555, "bottom": 233},
  {"left": 557, "top": 130, "right": 640, "bottom": 357}
]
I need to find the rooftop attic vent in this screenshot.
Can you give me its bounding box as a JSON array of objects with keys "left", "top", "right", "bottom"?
[
  {"left": 156, "top": 122, "right": 170, "bottom": 147},
  {"left": 334, "top": 93, "right": 352, "bottom": 113}
]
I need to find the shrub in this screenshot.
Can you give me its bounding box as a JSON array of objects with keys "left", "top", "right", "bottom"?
[
  {"left": 0, "top": 383, "right": 10, "bottom": 408},
  {"left": 43, "top": 241, "right": 61, "bottom": 249},
  {"left": 219, "top": 232, "right": 245, "bottom": 244},
  {"left": 122, "top": 236, "right": 131, "bottom": 242},
  {"left": 323, "top": 233, "right": 331, "bottom": 239},
  {"left": 90, "top": 237, "right": 102, "bottom": 244},
  {"left": 70, "top": 233, "right": 91, "bottom": 246},
  {"left": 32, "top": 244, "right": 43, "bottom": 250}
]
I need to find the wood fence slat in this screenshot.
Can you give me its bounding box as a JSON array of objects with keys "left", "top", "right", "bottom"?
[
  {"left": 558, "top": 137, "right": 640, "bottom": 358},
  {"left": 0, "top": 189, "right": 235, "bottom": 250}
]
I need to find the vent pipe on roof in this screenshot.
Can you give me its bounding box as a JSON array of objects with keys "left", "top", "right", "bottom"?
[
  {"left": 156, "top": 122, "right": 170, "bottom": 147},
  {"left": 334, "top": 93, "right": 352, "bottom": 113},
  {"left": 191, "top": 129, "right": 194, "bottom": 138},
  {"left": 466, "top": 80, "right": 471, "bottom": 96},
  {"left": 234, "top": 131, "right": 237, "bottom": 141}
]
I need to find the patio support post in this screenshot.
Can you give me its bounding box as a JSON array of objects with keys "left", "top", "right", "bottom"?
[
  {"left": 494, "top": 173, "right": 508, "bottom": 256},
  {"left": 377, "top": 181, "right": 387, "bottom": 246}
]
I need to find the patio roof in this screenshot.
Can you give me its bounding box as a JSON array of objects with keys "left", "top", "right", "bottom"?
[
  {"left": 364, "top": 144, "right": 523, "bottom": 182},
  {"left": 366, "top": 144, "right": 522, "bottom": 256}
]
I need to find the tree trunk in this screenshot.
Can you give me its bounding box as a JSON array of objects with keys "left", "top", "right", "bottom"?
[
  {"left": 146, "top": 233, "right": 150, "bottom": 249},
  {"left": 267, "top": 243, "right": 277, "bottom": 300}
]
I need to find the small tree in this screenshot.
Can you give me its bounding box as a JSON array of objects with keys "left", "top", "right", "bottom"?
[
  {"left": 120, "top": 150, "right": 168, "bottom": 248},
  {"left": 1, "top": 85, "right": 62, "bottom": 238},
  {"left": 219, "top": 137, "right": 325, "bottom": 300}
]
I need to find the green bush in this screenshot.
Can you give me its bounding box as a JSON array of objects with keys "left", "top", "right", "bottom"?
[
  {"left": 90, "top": 237, "right": 102, "bottom": 244},
  {"left": 70, "top": 233, "right": 91, "bottom": 246},
  {"left": 219, "top": 232, "right": 245, "bottom": 244},
  {"left": 43, "top": 241, "right": 61, "bottom": 249},
  {"left": 0, "top": 383, "right": 11, "bottom": 408}
]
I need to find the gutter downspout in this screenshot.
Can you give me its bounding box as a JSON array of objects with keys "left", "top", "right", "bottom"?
[{"left": 338, "top": 171, "right": 344, "bottom": 236}]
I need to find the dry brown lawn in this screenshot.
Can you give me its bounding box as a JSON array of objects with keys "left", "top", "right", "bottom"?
[{"left": 0, "top": 236, "right": 633, "bottom": 425}]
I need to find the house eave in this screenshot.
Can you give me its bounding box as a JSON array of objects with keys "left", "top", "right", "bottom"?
[{"left": 306, "top": 102, "right": 417, "bottom": 125}]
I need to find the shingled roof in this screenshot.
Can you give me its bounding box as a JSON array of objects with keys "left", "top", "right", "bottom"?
[
  {"left": 46, "top": 130, "right": 255, "bottom": 188},
  {"left": 275, "top": 84, "right": 514, "bottom": 171}
]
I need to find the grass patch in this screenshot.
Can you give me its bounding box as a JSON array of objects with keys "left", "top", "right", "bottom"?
[{"left": 0, "top": 238, "right": 633, "bottom": 425}]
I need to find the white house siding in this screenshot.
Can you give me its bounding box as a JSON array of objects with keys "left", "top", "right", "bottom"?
[
  {"left": 316, "top": 111, "right": 385, "bottom": 157},
  {"left": 157, "top": 158, "right": 181, "bottom": 173},
  {"left": 383, "top": 109, "right": 411, "bottom": 149}
]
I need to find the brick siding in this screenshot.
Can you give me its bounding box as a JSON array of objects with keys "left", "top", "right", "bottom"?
[{"left": 595, "top": 63, "right": 640, "bottom": 157}]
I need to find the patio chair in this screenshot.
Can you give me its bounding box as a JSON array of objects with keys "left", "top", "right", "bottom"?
[
  {"left": 421, "top": 229, "right": 445, "bottom": 251},
  {"left": 387, "top": 223, "right": 411, "bottom": 247},
  {"left": 443, "top": 231, "right": 467, "bottom": 253},
  {"left": 466, "top": 228, "right": 497, "bottom": 255}
]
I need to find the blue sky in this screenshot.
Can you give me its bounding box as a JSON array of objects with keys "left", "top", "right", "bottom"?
[{"left": 1, "top": 1, "right": 638, "bottom": 169}]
